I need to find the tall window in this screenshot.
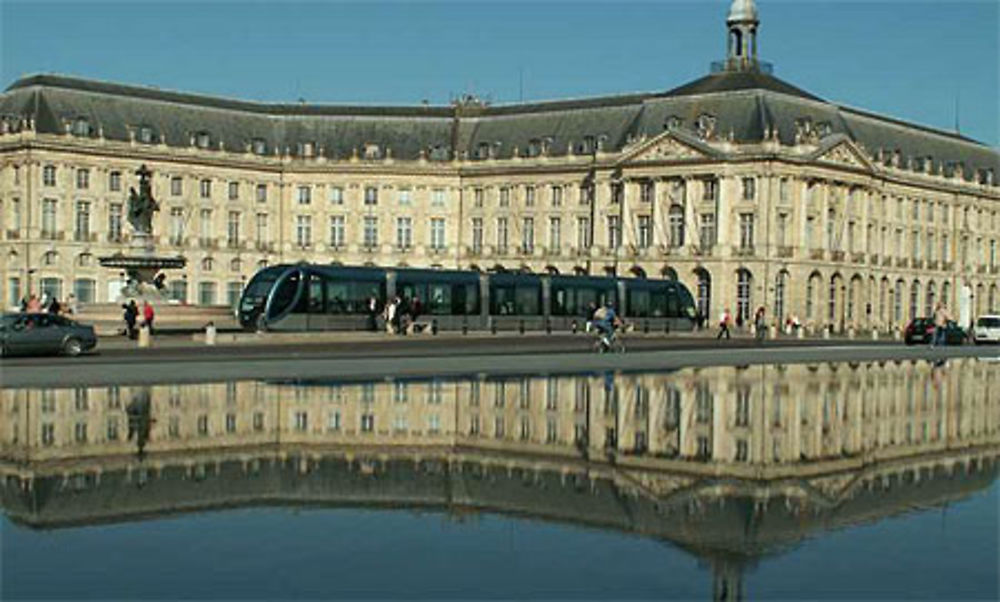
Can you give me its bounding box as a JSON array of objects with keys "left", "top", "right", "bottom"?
[
  {"left": 76, "top": 168, "right": 89, "bottom": 189},
  {"left": 74, "top": 201, "right": 91, "bottom": 240},
  {"left": 398, "top": 188, "right": 411, "bottom": 206},
  {"left": 199, "top": 209, "right": 213, "bottom": 241},
  {"left": 396, "top": 217, "right": 412, "bottom": 248},
  {"left": 779, "top": 178, "right": 789, "bottom": 202},
  {"left": 551, "top": 185, "right": 563, "bottom": 206},
  {"left": 736, "top": 270, "right": 752, "bottom": 323},
  {"left": 430, "top": 218, "right": 446, "bottom": 250},
  {"left": 109, "top": 171, "right": 121, "bottom": 192},
  {"left": 227, "top": 211, "right": 241, "bottom": 247},
  {"left": 329, "top": 216, "right": 345, "bottom": 248},
  {"left": 200, "top": 179, "right": 212, "bottom": 199},
  {"left": 521, "top": 217, "right": 534, "bottom": 253},
  {"left": 607, "top": 216, "right": 621, "bottom": 249},
  {"left": 363, "top": 216, "right": 378, "bottom": 247},
  {"left": 170, "top": 208, "right": 184, "bottom": 244},
  {"left": 329, "top": 186, "right": 344, "bottom": 205},
  {"left": 669, "top": 205, "right": 685, "bottom": 247},
  {"left": 741, "top": 177, "right": 755, "bottom": 201},
  {"left": 255, "top": 183, "right": 267, "bottom": 203},
  {"left": 431, "top": 189, "right": 446, "bottom": 207},
  {"left": 228, "top": 181, "right": 239, "bottom": 201},
  {"left": 739, "top": 213, "right": 755, "bottom": 249},
  {"left": 297, "top": 185, "right": 311, "bottom": 205},
  {"left": 702, "top": 178, "right": 718, "bottom": 201},
  {"left": 699, "top": 213, "right": 715, "bottom": 249},
  {"left": 640, "top": 181, "right": 654, "bottom": 204},
  {"left": 364, "top": 186, "right": 378, "bottom": 205},
  {"left": 108, "top": 203, "right": 122, "bottom": 242},
  {"left": 471, "top": 218, "right": 483, "bottom": 254},
  {"left": 256, "top": 213, "right": 269, "bottom": 244},
  {"left": 637, "top": 215, "right": 652, "bottom": 249},
  {"left": 499, "top": 187, "right": 510, "bottom": 207},
  {"left": 42, "top": 199, "right": 57, "bottom": 236},
  {"left": 496, "top": 217, "right": 509, "bottom": 253},
  {"left": 548, "top": 217, "right": 561, "bottom": 250},
  {"left": 474, "top": 188, "right": 484, "bottom": 208},
  {"left": 777, "top": 213, "right": 788, "bottom": 247},
  {"left": 296, "top": 215, "right": 312, "bottom": 247},
  {"left": 525, "top": 186, "right": 535, "bottom": 207},
  {"left": 43, "top": 165, "right": 56, "bottom": 186},
  {"left": 697, "top": 271, "right": 711, "bottom": 319},
  {"left": 199, "top": 282, "right": 217, "bottom": 306},
  {"left": 774, "top": 272, "right": 787, "bottom": 322},
  {"left": 577, "top": 216, "right": 591, "bottom": 248},
  {"left": 826, "top": 210, "right": 837, "bottom": 250}
]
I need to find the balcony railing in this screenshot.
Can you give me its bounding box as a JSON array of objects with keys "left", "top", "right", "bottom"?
[
  {"left": 733, "top": 246, "right": 755, "bottom": 257},
  {"left": 40, "top": 230, "right": 63, "bottom": 240},
  {"left": 255, "top": 241, "right": 274, "bottom": 252},
  {"left": 896, "top": 258, "right": 909, "bottom": 268},
  {"left": 942, "top": 261, "right": 953, "bottom": 271},
  {"left": 429, "top": 246, "right": 448, "bottom": 255},
  {"left": 927, "top": 260, "right": 939, "bottom": 270},
  {"left": 107, "top": 233, "right": 123, "bottom": 243},
  {"left": 199, "top": 237, "right": 218, "bottom": 249},
  {"left": 776, "top": 246, "right": 794, "bottom": 258},
  {"left": 882, "top": 257, "right": 892, "bottom": 267},
  {"left": 809, "top": 249, "right": 825, "bottom": 260},
  {"left": 830, "top": 250, "right": 845, "bottom": 262},
  {"left": 73, "top": 231, "right": 97, "bottom": 242},
  {"left": 5, "top": 230, "right": 20, "bottom": 240},
  {"left": 170, "top": 236, "right": 187, "bottom": 247},
  {"left": 912, "top": 259, "right": 925, "bottom": 269},
  {"left": 226, "top": 239, "right": 243, "bottom": 250},
  {"left": 693, "top": 246, "right": 714, "bottom": 257},
  {"left": 851, "top": 252, "right": 865, "bottom": 263},
  {"left": 868, "top": 254, "right": 879, "bottom": 265}
]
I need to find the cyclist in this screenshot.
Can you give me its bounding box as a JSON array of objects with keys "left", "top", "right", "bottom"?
[{"left": 593, "top": 302, "right": 623, "bottom": 352}]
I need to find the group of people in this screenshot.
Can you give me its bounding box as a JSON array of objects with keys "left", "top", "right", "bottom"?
[
  {"left": 121, "top": 300, "right": 156, "bottom": 339},
  {"left": 370, "top": 295, "right": 424, "bottom": 335},
  {"left": 716, "top": 306, "right": 769, "bottom": 342},
  {"left": 18, "top": 293, "right": 77, "bottom": 316}
]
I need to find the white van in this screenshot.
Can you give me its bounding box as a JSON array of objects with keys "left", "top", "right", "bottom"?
[{"left": 973, "top": 315, "right": 1000, "bottom": 344}]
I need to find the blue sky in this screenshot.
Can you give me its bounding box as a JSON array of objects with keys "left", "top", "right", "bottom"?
[{"left": 1, "top": 0, "right": 997, "bottom": 145}]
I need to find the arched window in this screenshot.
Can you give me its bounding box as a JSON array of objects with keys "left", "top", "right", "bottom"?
[
  {"left": 774, "top": 271, "right": 788, "bottom": 323},
  {"left": 806, "top": 274, "right": 817, "bottom": 320},
  {"left": 736, "top": 269, "right": 752, "bottom": 323},
  {"left": 661, "top": 266, "right": 678, "bottom": 281},
  {"left": 668, "top": 205, "right": 685, "bottom": 248},
  {"left": 230, "top": 258, "right": 242, "bottom": 272},
  {"left": 894, "top": 280, "right": 904, "bottom": 323},
  {"left": 42, "top": 251, "right": 59, "bottom": 266},
  {"left": 695, "top": 268, "right": 711, "bottom": 320},
  {"left": 201, "top": 257, "right": 214, "bottom": 271},
  {"left": 910, "top": 280, "right": 921, "bottom": 320},
  {"left": 925, "top": 281, "right": 936, "bottom": 316}
]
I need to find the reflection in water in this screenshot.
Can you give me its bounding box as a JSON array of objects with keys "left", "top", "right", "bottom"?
[{"left": 2, "top": 359, "right": 998, "bottom": 598}]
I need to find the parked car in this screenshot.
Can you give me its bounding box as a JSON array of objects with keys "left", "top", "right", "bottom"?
[
  {"left": 0, "top": 313, "right": 98, "bottom": 357},
  {"left": 904, "top": 317, "right": 966, "bottom": 345},
  {"left": 973, "top": 315, "right": 1000, "bottom": 345}
]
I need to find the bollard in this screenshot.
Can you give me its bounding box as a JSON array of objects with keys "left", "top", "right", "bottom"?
[
  {"left": 491, "top": 320, "right": 497, "bottom": 335},
  {"left": 872, "top": 328, "right": 879, "bottom": 341},
  {"left": 823, "top": 327, "right": 831, "bottom": 340},
  {"left": 205, "top": 321, "right": 217, "bottom": 346},
  {"left": 796, "top": 327, "right": 804, "bottom": 339},
  {"left": 462, "top": 320, "right": 468, "bottom": 335},
  {"left": 431, "top": 319, "right": 438, "bottom": 335},
  {"left": 571, "top": 320, "right": 578, "bottom": 334},
  {"left": 545, "top": 320, "right": 552, "bottom": 334},
  {"left": 519, "top": 319, "right": 525, "bottom": 335},
  {"left": 138, "top": 325, "right": 151, "bottom": 348},
  {"left": 643, "top": 321, "right": 649, "bottom": 334},
  {"left": 664, "top": 322, "right": 670, "bottom": 334},
  {"left": 848, "top": 327, "right": 856, "bottom": 340}
]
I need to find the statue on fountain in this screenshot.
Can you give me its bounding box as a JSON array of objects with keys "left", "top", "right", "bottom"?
[
  {"left": 127, "top": 164, "right": 159, "bottom": 235},
  {"left": 99, "top": 164, "right": 186, "bottom": 299}
]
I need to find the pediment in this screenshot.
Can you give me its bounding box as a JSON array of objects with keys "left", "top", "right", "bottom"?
[
  {"left": 619, "top": 131, "right": 713, "bottom": 164},
  {"left": 813, "top": 139, "right": 873, "bottom": 172}
]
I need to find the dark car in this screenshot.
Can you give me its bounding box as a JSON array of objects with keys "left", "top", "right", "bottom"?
[
  {"left": 904, "top": 317, "right": 965, "bottom": 345},
  {"left": 0, "top": 313, "right": 98, "bottom": 357}
]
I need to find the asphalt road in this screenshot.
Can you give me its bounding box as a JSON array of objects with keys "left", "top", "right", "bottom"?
[{"left": 3, "top": 333, "right": 997, "bottom": 388}]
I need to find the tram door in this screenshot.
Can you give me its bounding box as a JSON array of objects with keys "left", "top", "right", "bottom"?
[{"left": 306, "top": 274, "right": 325, "bottom": 330}]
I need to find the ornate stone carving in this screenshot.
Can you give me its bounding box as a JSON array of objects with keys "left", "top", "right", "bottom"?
[{"left": 818, "top": 144, "right": 867, "bottom": 170}]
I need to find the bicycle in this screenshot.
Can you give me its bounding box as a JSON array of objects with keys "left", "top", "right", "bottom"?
[{"left": 593, "top": 326, "right": 626, "bottom": 354}]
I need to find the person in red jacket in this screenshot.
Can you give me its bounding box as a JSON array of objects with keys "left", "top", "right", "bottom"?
[{"left": 142, "top": 301, "right": 155, "bottom": 335}]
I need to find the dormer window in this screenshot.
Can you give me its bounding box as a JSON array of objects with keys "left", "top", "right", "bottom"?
[
  {"left": 72, "top": 117, "right": 90, "bottom": 137},
  {"left": 297, "top": 141, "right": 315, "bottom": 157},
  {"left": 363, "top": 143, "right": 381, "bottom": 160},
  {"left": 195, "top": 131, "right": 211, "bottom": 149},
  {"left": 580, "top": 135, "right": 596, "bottom": 154},
  {"left": 817, "top": 121, "right": 833, "bottom": 137},
  {"left": 138, "top": 125, "right": 155, "bottom": 144},
  {"left": 476, "top": 142, "right": 491, "bottom": 160},
  {"left": 695, "top": 114, "right": 716, "bottom": 140},
  {"left": 527, "top": 138, "right": 542, "bottom": 158},
  {"left": 664, "top": 116, "right": 683, "bottom": 130},
  {"left": 251, "top": 138, "right": 267, "bottom": 155},
  {"left": 428, "top": 145, "right": 449, "bottom": 161}
]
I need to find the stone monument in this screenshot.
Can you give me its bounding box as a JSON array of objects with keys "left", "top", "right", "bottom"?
[{"left": 99, "top": 164, "right": 186, "bottom": 299}]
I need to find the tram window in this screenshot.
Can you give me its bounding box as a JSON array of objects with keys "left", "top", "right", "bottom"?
[
  {"left": 491, "top": 285, "right": 515, "bottom": 315},
  {"left": 326, "top": 282, "right": 350, "bottom": 314},
  {"left": 678, "top": 287, "right": 697, "bottom": 318},
  {"left": 515, "top": 286, "right": 541, "bottom": 315},
  {"left": 268, "top": 272, "right": 300, "bottom": 319},
  {"left": 629, "top": 290, "right": 651, "bottom": 317},
  {"left": 453, "top": 284, "right": 480, "bottom": 315},
  {"left": 650, "top": 290, "right": 667, "bottom": 317},
  {"left": 308, "top": 275, "right": 324, "bottom": 314},
  {"left": 666, "top": 286, "right": 680, "bottom": 317},
  {"left": 426, "top": 284, "right": 451, "bottom": 315}
]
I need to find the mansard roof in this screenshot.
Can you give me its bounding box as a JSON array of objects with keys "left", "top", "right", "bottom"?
[{"left": 2, "top": 72, "right": 997, "bottom": 182}]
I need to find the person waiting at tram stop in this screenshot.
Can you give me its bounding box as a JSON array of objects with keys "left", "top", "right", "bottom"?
[{"left": 753, "top": 306, "right": 767, "bottom": 343}]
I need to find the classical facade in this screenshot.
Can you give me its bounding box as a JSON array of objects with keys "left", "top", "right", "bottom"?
[{"left": 1, "top": 0, "right": 997, "bottom": 331}]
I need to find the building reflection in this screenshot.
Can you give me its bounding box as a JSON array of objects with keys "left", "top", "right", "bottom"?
[{"left": 2, "top": 359, "right": 998, "bottom": 600}]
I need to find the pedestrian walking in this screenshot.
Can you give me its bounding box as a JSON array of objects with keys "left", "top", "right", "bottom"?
[
  {"left": 123, "top": 300, "right": 138, "bottom": 339},
  {"left": 717, "top": 308, "right": 733, "bottom": 340},
  {"left": 142, "top": 301, "right": 155, "bottom": 335},
  {"left": 754, "top": 306, "right": 767, "bottom": 343},
  {"left": 367, "top": 296, "right": 380, "bottom": 332},
  {"left": 932, "top": 302, "right": 949, "bottom": 347}
]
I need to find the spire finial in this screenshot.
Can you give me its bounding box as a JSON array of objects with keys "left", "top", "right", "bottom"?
[{"left": 725, "top": 0, "right": 760, "bottom": 71}]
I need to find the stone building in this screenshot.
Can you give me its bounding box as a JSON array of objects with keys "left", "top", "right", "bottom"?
[{"left": 0, "top": 0, "right": 997, "bottom": 331}]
